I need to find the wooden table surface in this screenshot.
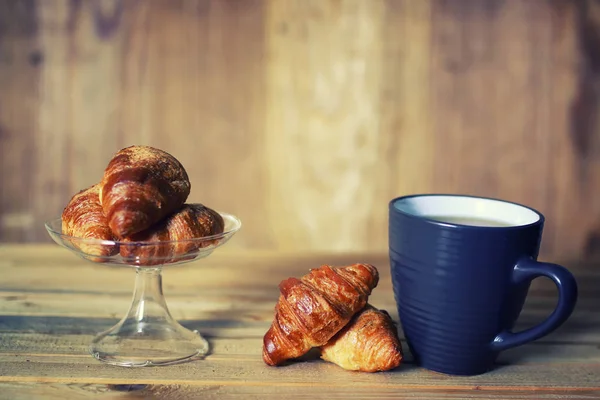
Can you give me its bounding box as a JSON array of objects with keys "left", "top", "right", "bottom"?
[{"left": 0, "top": 245, "right": 599, "bottom": 399}]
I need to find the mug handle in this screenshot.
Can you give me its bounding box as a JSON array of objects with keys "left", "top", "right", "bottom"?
[{"left": 490, "top": 257, "right": 578, "bottom": 352}]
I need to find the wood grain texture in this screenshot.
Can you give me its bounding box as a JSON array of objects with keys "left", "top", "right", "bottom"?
[
  {"left": 375, "top": 0, "right": 435, "bottom": 246},
  {"left": 0, "top": 245, "right": 599, "bottom": 399},
  {"left": 265, "top": 0, "right": 386, "bottom": 251},
  {"left": 0, "top": 0, "right": 39, "bottom": 242},
  {"left": 2, "top": 0, "right": 600, "bottom": 261},
  {"left": 546, "top": 0, "right": 589, "bottom": 259},
  {"left": 429, "top": 0, "right": 557, "bottom": 254},
  {"left": 1, "top": 383, "right": 600, "bottom": 400}
]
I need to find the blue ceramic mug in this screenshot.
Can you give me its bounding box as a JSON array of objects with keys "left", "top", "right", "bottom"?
[{"left": 389, "top": 194, "right": 578, "bottom": 376}]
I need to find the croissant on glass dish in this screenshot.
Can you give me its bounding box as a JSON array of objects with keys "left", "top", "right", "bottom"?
[
  {"left": 119, "top": 203, "right": 225, "bottom": 266},
  {"left": 61, "top": 183, "right": 117, "bottom": 260},
  {"left": 262, "top": 263, "right": 379, "bottom": 366},
  {"left": 99, "top": 145, "right": 191, "bottom": 238},
  {"left": 319, "top": 305, "right": 403, "bottom": 372}
]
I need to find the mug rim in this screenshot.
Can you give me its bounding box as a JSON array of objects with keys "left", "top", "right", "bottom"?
[{"left": 389, "top": 193, "right": 545, "bottom": 229}]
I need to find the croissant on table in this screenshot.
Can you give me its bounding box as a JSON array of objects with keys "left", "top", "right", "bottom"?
[
  {"left": 99, "top": 145, "right": 191, "bottom": 238},
  {"left": 119, "top": 203, "right": 225, "bottom": 266},
  {"left": 319, "top": 305, "right": 403, "bottom": 372},
  {"left": 61, "top": 184, "right": 117, "bottom": 260},
  {"left": 262, "top": 263, "right": 379, "bottom": 366}
]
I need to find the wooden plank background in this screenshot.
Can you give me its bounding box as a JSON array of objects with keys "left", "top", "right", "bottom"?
[{"left": 1, "top": 0, "right": 600, "bottom": 260}]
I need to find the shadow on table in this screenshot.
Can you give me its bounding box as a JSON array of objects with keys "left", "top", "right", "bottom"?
[{"left": 0, "top": 315, "right": 254, "bottom": 337}]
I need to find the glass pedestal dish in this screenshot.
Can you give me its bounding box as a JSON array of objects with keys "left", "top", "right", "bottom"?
[{"left": 45, "top": 212, "right": 241, "bottom": 367}]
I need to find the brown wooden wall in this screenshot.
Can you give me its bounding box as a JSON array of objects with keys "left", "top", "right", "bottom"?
[{"left": 1, "top": 0, "right": 600, "bottom": 259}]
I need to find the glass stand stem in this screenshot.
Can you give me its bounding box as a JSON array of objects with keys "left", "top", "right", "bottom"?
[
  {"left": 90, "top": 267, "right": 209, "bottom": 367},
  {"left": 128, "top": 268, "right": 172, "bottom": 325}
]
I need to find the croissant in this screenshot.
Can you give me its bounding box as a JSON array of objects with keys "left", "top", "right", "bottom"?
[
  {"left": 262, "top": 263, "right": 379, "bottom": 366},
  {"left": 61, "top": 184, "right": 117, "bottom": 259},
  {"left": 319, "top": 305, "right": 403, "bottom": 372},
  {"left": 119, "top": 203, "right": 225, "bottom": 266},
  {"left": 99, "top": 145, "right": 191, "bottom": 238}
]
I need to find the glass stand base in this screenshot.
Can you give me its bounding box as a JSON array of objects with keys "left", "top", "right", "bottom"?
[
  {"left": 90, "top": 319, "right": 209, "bottom": 367},
  {"left": 90, "top": 267, "right": 209, "bottom": 367}
]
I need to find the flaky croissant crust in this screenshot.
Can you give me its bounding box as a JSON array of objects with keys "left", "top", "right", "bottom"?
[
  {"left": 99, "top": 145, "right": 191, "bottom": 238},
  {"left": 319, "top": 305, "right": 403, "bottom": 372},
  {"left": 61, "top": 183, "right": 117, "bottom": 258},
  {"left": 263, "top": 263, "right": 379, "bottom": 366},
  {"left": 119, "top": 203, "right": 224, "bottom": 265}
]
